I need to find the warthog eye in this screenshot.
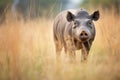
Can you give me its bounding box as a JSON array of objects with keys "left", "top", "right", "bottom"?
[
  {"left": 73, "top": 21, "right": 79, "bottom": 28},
  {"left": 74, "top": 22, "right": 77, "bottom": 25},
  {"left": 87, "top": 20, "right": 92, "bottom": 28}
]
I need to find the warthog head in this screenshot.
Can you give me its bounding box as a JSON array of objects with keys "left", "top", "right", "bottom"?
[{"left": 66, "top": 10, "right": 99, "bottom": 42}]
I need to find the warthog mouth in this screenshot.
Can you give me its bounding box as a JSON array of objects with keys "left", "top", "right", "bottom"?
[
  {"left": 81, "top": 37, "right": 89, "bottom": 42},
  {"left": 74, "top": 37, "right": 88, "bottom": 43},
  {"left": 74, "top": 38, "right": 90, "bottom": 47},
  {"left": 74, "top": 35, "right": 90, "bottom": 43}
]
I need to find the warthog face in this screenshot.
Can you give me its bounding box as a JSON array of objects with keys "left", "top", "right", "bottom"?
[{"left": 66, "top": 10, "right": 99, "bottom": 42}]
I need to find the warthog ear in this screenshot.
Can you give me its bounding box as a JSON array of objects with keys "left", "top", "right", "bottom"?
[
  {"left": 90, "top": 10, "right": 100, "bottom": 21},
  {"left": 66, "top": 11, "right": 75, "bottom": 22}
]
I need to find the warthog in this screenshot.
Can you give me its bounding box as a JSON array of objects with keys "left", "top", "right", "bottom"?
[{"left": 53, "top": 9, "right": 100, "bottom": 62}]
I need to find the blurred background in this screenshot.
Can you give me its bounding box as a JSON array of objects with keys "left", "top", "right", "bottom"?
[
  {"left": 0, "top": 0, "right": 120, "bottom": 23},
  {"left": 0, "top": 0, "right": 120, "bottom": 80}
]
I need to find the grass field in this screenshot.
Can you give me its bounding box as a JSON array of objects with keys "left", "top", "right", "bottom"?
[{"left": 0, "top": 9, "right": 120, "bottom": 80}]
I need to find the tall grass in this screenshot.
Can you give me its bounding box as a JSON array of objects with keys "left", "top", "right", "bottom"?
[{"left": 0, "top": 8, "right": 120, "bottom": 80}]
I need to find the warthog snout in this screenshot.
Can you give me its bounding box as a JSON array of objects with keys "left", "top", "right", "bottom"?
[{"left": 80, "top": 30, "right": 88, "bottom": 41}]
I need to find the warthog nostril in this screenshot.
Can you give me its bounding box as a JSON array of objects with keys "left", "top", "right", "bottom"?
[
  {"left": 80, "top": 33, "right": 83, "bottom": 36},
  {"left": 80, "top": 31, "right": 88, "bottom": 41},
  {"left": 85, "top": 33, "right": 88, "bottom": 36},
  {"left": 80, "top": 31, "right": 88, "bottom": 36}
]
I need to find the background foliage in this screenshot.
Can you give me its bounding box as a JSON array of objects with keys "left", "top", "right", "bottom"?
[{"left": 0, "top": 0, "right": 120, "bottom": 17}]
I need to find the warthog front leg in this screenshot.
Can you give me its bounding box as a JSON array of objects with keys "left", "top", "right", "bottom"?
[
  {"left": 81, "top": 41, "right": 91, "bottom": 62},
  {"left": 65, "top": 39, "right": 76, "bottom": 62},
  {"left": 55, "top": 41, "right": 63, "bottom": 62}
]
